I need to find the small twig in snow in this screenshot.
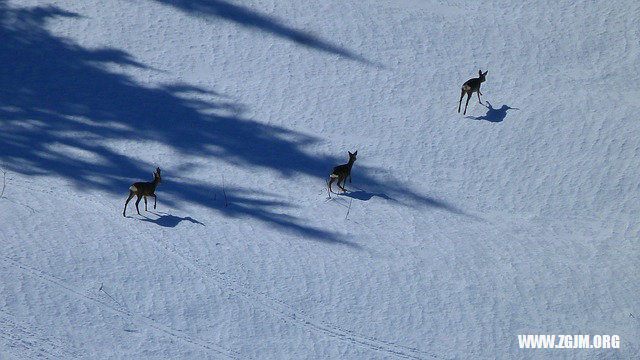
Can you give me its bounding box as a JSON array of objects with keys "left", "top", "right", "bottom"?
[
  {"left": 326, "top": 178, "right": 331, "bottom": 199},
  {"left": 345, "top": 198, "right": 353, "bottom": 220},
  {"left": 0, "top": 166, "right": 6, "bottom": 199},
  {"left": 99, "top": 283, "right": 124, "bottom": 308},
  {"left": 222, "top": 175, "right": 228, "bottom": 207}
]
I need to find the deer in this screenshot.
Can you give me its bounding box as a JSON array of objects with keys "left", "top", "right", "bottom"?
[
  {"left": 458, "top": 69, "right": 488, "bottom": 115},
  {"left": 123, "top": 167, "right": 162, "bottom": 217},
  {"left": 328, "top": 151, "right": 357, "bottom": 194}
]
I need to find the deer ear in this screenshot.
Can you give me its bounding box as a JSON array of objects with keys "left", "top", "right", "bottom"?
[
  {"left": 353, "top": 151, "right": 357, "bottom": 155},
  {"left": 479, "top": 69, "right": 482, "bottom": 76},
  {"left": 483, "top": 70, "right": 488, "bottom": 76}
]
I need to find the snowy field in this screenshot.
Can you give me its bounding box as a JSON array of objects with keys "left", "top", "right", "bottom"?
[{"left": 1, "top": 0, "right": 639, "bottom": 358}]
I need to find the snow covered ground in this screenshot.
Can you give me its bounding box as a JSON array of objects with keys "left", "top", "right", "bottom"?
[{"left": 1, "top": 0, "right": 638, "bottom": 358}]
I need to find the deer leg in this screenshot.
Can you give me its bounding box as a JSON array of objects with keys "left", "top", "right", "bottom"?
[
  {"left": 349, "top": 174, "right": 352, "bottom": 183},
  {"left": 135, "top": 195, "right": 142, "bottom": 215},
  {"left": 144, "top": 196, "right": 148, "bottom": 211},
  {"left": 477, "top": 90, "right": 483, "bottom": 105},
  {"left": 153, "top": 195, "right": 157, "bottom": 209},
  {"left": 464, "top": 93, "right": 471, "bottom": 115},
  {"left": 339, "top": 176, "right": 347, "bottom": 192},
  {"left": 123, "top": 191, "right": 135, "bottom": 216},
  {"left": 329, "top": 177, "right": 336, "bottom": 193},
  {"left": 458, "top": 90, "right": 465, "bottom": 113}
]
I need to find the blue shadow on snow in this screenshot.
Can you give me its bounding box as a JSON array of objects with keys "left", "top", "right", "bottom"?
[
  {"left": 152, "top": 0, "right": 374, "bottom": 65},
  {"left": 466, "top": 101, "right": 518, "bottom": 123},
  {"left": 0, "top": 2, "right": 471, "bottom": 248},
  {"left": 139, "top": 212, "right": 205, "bottom": 228}
]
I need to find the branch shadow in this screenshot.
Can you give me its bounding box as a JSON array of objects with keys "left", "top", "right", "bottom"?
[
  {"left": 466, "top": 101, "right": 518, "bottom": 123},
  {"left": 152, "top": 0, "right": 374, "bottom": 65},
  {"left": 342, "top": 167, "right": 478, "bottom": 219}
]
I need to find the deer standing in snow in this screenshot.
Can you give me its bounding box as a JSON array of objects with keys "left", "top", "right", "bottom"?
[
  {"left": 458, "top": 69, "right": 488, "bottom": 115},
  {"left": 123, "top": 167, "right": 162, "bottom": 217},
  {"left": 328, "top": 151, "right": 357, "bottom": 194}
]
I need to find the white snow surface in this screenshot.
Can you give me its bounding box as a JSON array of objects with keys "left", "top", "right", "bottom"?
[{"left": 1, "top": 0, "right": 639, "bottom": 358}]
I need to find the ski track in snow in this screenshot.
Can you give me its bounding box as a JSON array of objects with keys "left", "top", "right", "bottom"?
[
  {"left": 0, "top": 309, "right": 78, "bottom": 359},
  {"left": 0, "top": 257, "right": 241, "bottom": 360},
  {"left": 131, "top": 226, "right": 444, "bottom": 360}
]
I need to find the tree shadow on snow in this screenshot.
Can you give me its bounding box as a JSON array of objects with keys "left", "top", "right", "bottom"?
[
  {"left": 0, "top": 3, "right": 470, "bottom": 247},
  {"left": 341, "top": 167, "right": 477, "bottom": 218},
  {"left": 466, "top": 101, "right": 518, "bottom": 123},
  {"left": 152, "top": 0, "right": 374, "bottom": 65}
]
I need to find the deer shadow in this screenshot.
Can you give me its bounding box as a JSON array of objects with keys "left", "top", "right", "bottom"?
[
  {"left": 139, "top": 212, "right": 205, "bottom": 228},
  {"left": 338, "top": 189, "right": 393, "bottom": 202},
  {"left": 466, "top": 101, "right": 518, "bottom": 123}
]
